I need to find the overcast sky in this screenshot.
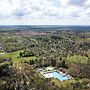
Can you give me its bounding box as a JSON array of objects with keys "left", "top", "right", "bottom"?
[{"left": 0, "top": 0, "right": 90, "bottom": 25}]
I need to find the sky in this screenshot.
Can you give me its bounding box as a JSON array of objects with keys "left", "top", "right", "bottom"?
[{"left": 0, "top": 0, "right": 90, "bottom": 25}]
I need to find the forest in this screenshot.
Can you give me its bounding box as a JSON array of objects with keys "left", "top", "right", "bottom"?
[{"left": 0, "top": 27, "right": 90, "bottom": 90}]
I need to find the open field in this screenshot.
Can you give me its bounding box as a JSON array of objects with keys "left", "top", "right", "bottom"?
[{"left": 0, "top": 50, "right": 36, "bottom": 62}]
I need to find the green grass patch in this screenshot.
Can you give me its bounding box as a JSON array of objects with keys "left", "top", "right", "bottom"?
[
  {"left": 0, "top": 50, "right": 36, "bottom": 62},
  {"left": 14, "top": 56, "right": 36, "bottom": 62}
]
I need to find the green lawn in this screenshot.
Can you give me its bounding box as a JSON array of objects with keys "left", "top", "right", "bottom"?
[{"left": 0, "top": 50, "right": 36, "bottom": 62}]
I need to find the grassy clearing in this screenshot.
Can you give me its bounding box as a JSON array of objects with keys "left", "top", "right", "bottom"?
[
  {"left": 0, "top": 50, "right": 36, "bottom": 62},
  {"left": 0, "top": 50, "right": 22, "bottom": 58},
  {"left": 14, "top": 56, "right": 36, "bottom": 62}
]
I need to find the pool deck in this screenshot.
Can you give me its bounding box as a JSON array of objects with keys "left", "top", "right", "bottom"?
[{"left": 38, "top": 67, "right": 72, "bottom": 81}]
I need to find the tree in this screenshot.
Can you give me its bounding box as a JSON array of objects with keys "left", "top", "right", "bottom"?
[
  {"left": 62, "top": 60, "right": 65, "bottom": 68},
  {"left": 51, "top": 59, "right": 56, "bottom": 67},
  {"left": 19, "top": 52, "right": 23, "bottom": 57}
]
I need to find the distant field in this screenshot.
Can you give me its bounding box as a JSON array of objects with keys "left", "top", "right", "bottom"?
[{"left": 0, "top": 50, "right": 36, "bottom": 62}]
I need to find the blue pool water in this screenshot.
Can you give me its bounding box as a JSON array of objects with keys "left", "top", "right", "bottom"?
[{"left": 52, "top": 72, "right": 71, "bottom": 81}]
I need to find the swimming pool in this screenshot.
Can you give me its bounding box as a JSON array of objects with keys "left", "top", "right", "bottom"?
[{"left": 52, "top": 72, "right": 71, "bottom": 81}]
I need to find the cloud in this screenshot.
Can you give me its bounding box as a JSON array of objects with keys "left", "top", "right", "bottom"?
[
  {"left": 12, "top": 9, "right": 27, "bottom": 19},
  {"left": 68, "top": 0, "right": 86, "bottom": 6},
  {"left": 50, "top": 0, "right": 61, "bottom": 8},
  {"left": 0, "top": 0, "right": 90, "bottom": 25}
]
